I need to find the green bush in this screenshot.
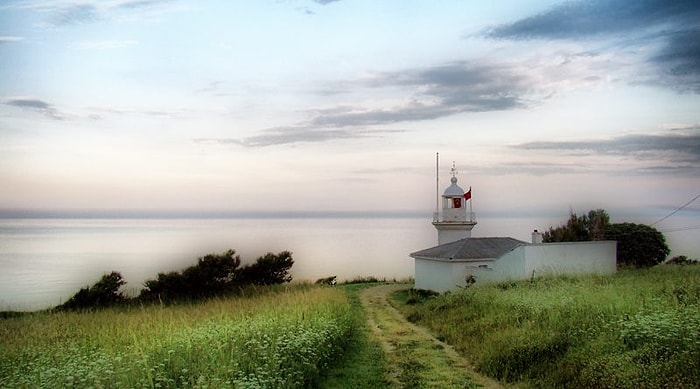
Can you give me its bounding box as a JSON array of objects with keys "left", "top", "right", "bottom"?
[
  {"left": 58, "top": 271, "right": 126, "bottom": 310},
  {"left": 139, "top": 249, "right": 242, "bottom": 302},
  {"left": 605, "top": 223, "right": 670, "bottom": 267},
  {"left": 139, "top": 249, "right": 295, "bottom": 303},
  {"left": 543, "top": 209, "right": 671, "bottom": 268},
  {"left": 239, "top": 250, "right": 294, "bottom": 285}
]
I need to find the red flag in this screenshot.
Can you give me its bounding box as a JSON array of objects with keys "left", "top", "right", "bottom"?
[{"left": 464, "top": 187, "right": 472, "bottom": 201}]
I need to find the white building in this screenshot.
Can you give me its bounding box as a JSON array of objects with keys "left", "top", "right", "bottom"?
[{"left": 410, "top": 164, "right": 617, "bottom": 292}]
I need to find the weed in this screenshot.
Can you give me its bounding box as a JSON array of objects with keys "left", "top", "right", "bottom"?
[
  {"left": 1, "top": 286, "right": 353, "bottom": 388},
  {"left": 394, "top": 266, "right": 700, "bottom": 388}
]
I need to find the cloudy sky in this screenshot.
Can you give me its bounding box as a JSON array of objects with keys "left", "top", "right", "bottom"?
[{"left": 1, "top": 0, "right": 699, "bottom": 231}]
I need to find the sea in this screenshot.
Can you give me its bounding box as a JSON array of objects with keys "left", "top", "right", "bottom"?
[{"left": 1, "top": 215, "right": 696, "bottom": 311}]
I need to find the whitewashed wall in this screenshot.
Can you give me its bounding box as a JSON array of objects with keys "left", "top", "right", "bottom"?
[
  {"left": 469, "top": 241, "right": 617, "bottom": 285},
  {"left": 414, "top": 257, "right": 492, "bottom": 292}
]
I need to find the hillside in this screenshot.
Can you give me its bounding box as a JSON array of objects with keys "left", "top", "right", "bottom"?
[{"left": 392, "top": 265, "right": 700, "bottom": 388}]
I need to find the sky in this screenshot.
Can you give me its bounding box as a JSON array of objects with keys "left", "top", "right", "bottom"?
[{"left": 0, "top": 1, "right": 699, "bottom": 243}]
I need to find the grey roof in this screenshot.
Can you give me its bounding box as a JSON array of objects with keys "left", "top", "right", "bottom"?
[
  {"left": 410, "top": 237, "right": 527, "bottom": 262},
  {"left": 443, "top": 176, "right": 465, "bottom": 197}
]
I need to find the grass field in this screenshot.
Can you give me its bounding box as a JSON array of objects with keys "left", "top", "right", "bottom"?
[
  {"left": 393, "top": 265, "right": 700, "bottom": 388},
  {"left": 1, "top": 285, "right": 354, "bottom": 388}
]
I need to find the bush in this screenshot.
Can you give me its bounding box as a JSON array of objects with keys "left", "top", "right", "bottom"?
[
  {"left": 139, "top": 249, "right": 294, "bottom": 303},
  {"left": 239, "top": 251, "right": 294, "bottom": 285},
  {"left": 665, "top": 255, "right": 698, "bottom": 265},
  {"left": 543, "top": 209, "right": 610, "bottom": 242},
  {"left": 139, "top": 249, "right": 242, "bottom": 302},
  {"left": 58, "top": 271, "right": 126, "bottom": 310},
  {"left": 604, "top": 223, "right": 670, "bottom": 268},
  {"left": 544, "top": 209, "right": 670, "bottom": 268}
]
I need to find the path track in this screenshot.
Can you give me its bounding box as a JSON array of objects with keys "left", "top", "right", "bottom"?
[{"left": 358, "top": 284, "right": 504, "bottom": 389}]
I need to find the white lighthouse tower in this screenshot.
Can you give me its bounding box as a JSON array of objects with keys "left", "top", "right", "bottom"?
[{"left": 432, "top": 162, "right": 476, "bottom": 245}]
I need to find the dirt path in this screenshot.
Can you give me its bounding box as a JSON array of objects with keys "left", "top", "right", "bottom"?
[{"left": 359, "top": 284, "right": 504, "bottom": 389}]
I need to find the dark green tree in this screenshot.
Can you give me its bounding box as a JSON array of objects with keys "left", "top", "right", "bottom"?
[
  {"left": 665, "top": 255, "right": 698, "bottom": 265},
  {"left": 543, "top": 209, "right": 610, "bottom": 242},
  {"left": 141, "top": 271, "right": 187, "bottom": 302},
  {"left": 58, "top": 271, "right": 126, "bottom": 310},
  {"left": 604, "top": 223, "right": 670, "bottom": 268},
  {"left": 239, "top": 251, "right": 294, "bottom": 285},
  {"left": 182, "top": 249, "right": 242, "bottom": 296},
  {"left": 139, "top": 249, "right": 241, "bottom": 301}
]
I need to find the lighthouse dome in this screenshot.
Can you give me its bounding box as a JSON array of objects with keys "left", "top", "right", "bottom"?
[{"left": 443, "top": 176, "right": 464, "bottom": 197}]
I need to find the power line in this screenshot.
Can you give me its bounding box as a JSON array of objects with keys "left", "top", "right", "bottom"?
[
  {"left": 650, "top": 191, "right": 700, "bottom": 226},
  {"left": 662, "top": 224, "right": 700, "bottom": 233}
]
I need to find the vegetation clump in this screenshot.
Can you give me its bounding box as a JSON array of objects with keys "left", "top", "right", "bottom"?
[
  {"left": 57, "top": 249, "right": 296, "bottom": 309},
  {"left": 393, "top": 266, "right": 700, "bottom": 388},
  {"left": 543, "top": 209, "right": 671, "bottom": 267},
  {"left": 140, "top": 249, "right": 294, "bottom": 303},
  {"left": 57, "top": 271, "right": 127, "bottom": 310},
  {"left": 1, "top": 286, "right": 353, "bottom": 388}
]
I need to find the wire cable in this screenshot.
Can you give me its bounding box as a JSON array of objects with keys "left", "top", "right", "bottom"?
[{"left": 650, "top": 191, "right": 700, "bottom": 226}]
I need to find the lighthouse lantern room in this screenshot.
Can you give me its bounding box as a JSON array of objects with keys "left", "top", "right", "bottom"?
[{"left": 432, "top": 161, "right": 476, "bottom": 245}]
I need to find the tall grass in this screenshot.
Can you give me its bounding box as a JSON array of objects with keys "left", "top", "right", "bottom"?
[
  {"left": 1, "top": 285, "right": 353, "bottom": 388},
  {"left": 394, "top": 266, "right": 700, "bottom": 388}
]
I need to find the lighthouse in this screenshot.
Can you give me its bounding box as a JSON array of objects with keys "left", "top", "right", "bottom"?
[{"left": 432, "top": 162, "right": 476, "bottom": 245}]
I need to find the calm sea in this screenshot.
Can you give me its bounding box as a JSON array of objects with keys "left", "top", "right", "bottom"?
[
  {"left": 0, "top": 217, "right": 437, "bottom": 310},
  {"left": 1, "top": 215, "right": 695, "bottom": 311}
]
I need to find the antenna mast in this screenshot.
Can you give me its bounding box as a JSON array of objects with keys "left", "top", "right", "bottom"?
[{"left": 435, "top": 152, "right": 439, "bottom": 214}]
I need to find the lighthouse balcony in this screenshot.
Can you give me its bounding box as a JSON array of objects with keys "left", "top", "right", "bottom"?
[{"left": 433, "top": 211, "right": 476, "bottom": 223}]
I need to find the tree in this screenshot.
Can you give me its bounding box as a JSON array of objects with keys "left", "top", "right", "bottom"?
[
  {"left": 58, "top": 271, "right": 126, "bottom": 310},
  {"left": 543, "top": 209, "right": 610, "bottom": 242},
  {"left": 604, "top": 223, "right": 670, "bottom": 268},
  {"left": 544, "top": 209, "right": 670, "bottom": 268},
  {"left": 665, "top": 255, "right": 698, "bottom": 265},
  {"left": 182, "top": 249, "right": 242, "bottom": 296},
  {"left": 139, "top": 249, "right": 241, "bottom": 301},
  {"left": 239, "top": 251, "right": 294, "bottom": 285}
]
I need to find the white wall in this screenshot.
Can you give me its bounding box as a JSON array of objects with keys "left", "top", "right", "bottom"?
[
  {"left": 523, "top": 241, "right": 617, "bottom": 277},
  {"left": 468, "top": 241, "right": 616, "bottom": 285},
  {"left": 414, "top": 257, "right": 492, "bottom": 292},
  {"left": 437, "top": 228, "right": 472, "bottom": 245}
]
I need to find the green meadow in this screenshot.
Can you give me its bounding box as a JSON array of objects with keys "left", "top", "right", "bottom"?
[
  {"left": 3, "top": 266, "right": 699, "bottom": 388},
  {"left": 0, "top": 286, "right": 355, "bottom": 388},
  {"left": 393, "top": 265, "right": 700, "bottom": 388}
]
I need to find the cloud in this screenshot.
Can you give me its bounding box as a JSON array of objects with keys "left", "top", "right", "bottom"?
[
  {"left": 307, "top": 56, "right": 614, "bottom": 128},
  {"left": 313, "top": 0, "right": 342, "bottom": 4},
  {"left": 484, "top": 0, "right": 700, "bottom": 92},
  {"left": 485, "top": 0, "right": 699, "bottom": 40},
  {"left": 212, "top": 55, "right": 615, "bottom": 147},
  {"left": 2, "top": 97, "right": 63, "bottom": 120},
  {"left": 113, "top": 0, "right": 167, "bottom": 10},
  {"left": 306, "top": 62, "right": 532, "bottom": 128},
  {"left": 513, "top": 130, "right": 700, "bottom": 169},
  {"left": 70, "top": 39, "right": 138, "bottom": 50},
  {"left": 194, "top": 127, "right": 405, "bottom": 148},
  {"left": 20, "top": 0, "right": 182, "bottom": 28},
  {"left": 48, "top": 3, "right": 99, "bottom": 26},
  {"left": 0, "top": 36, "right": 24, "bottom": 44},
  {"left": 649, "top": 28, "right": 700, "bottom": 92}
]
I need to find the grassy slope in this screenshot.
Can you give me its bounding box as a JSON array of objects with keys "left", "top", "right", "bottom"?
[
  {"left": 1, "top": 285, "right": 355, "bottom": 388},
  {"left": 317, "top": 283, "right": 390, "bottom": 388},
  {"left": 392, "top": 266, "right": 700, "bottom": 388}
]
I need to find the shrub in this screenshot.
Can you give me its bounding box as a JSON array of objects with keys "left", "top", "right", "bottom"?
[
  {"left": 604, "top": 223, "right": 670, "bottom": 267},
  {"left": 139, "top": 249, "right": 294, "bottom": 303},
  {"left": 239, "top": 251, "right": 294, "bottom": 285},
  {"left": 58, "top": 271, "right": 126, "bottom": 310},
  {"left": 543, "top": 209, "right": 671, "bottom": 268},
  {"left": 139, "top": 249, "right": 242, "bottom": 302}
]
